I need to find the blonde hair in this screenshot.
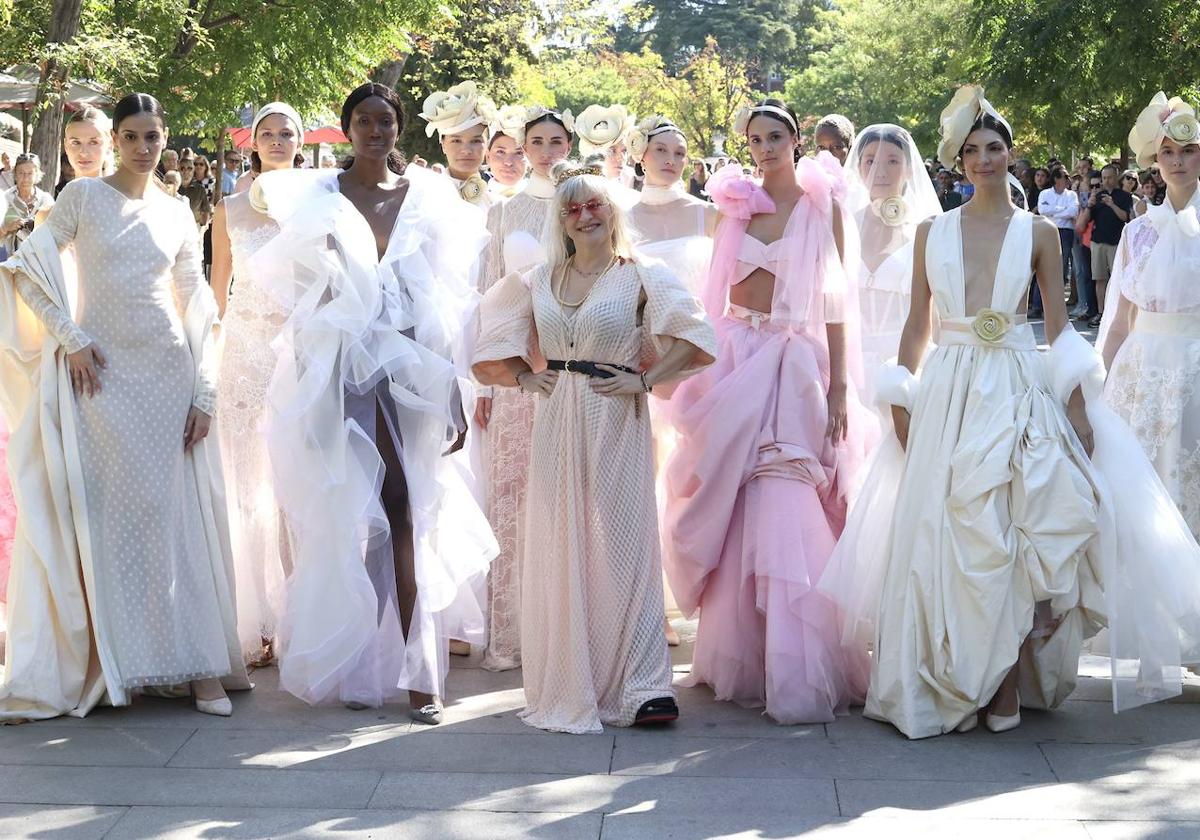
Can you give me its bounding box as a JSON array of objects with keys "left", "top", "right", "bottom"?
[
  {"left": 65, "top": 106, "right": 115, "bottom": 174},
  {"left": 67, "top": 106, "right": 113, "bottom": 134},
  {"left": 545, "top": 156, "right": 637, "bottom": 268}
]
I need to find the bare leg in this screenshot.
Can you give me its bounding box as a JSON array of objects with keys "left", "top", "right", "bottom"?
[
  {"left": 663, "top": 616, "right": 680, "bottom": 647},
  {"left": 374, "top": 402, "right": 435, "bottom": 712},
  {"left": 987, "top": 664, "right": 1020, "bottom": 718}
]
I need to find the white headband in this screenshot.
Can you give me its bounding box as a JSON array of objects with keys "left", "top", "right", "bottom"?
[
  {"left": 251, "top": 102, "right": 305, "bottom": 144},
  {"left": 734, "top": 104, "right": 798, "bottom": 135}
]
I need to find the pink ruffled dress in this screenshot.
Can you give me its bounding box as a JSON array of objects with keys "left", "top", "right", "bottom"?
[{"left": 662, "top": 157, "right": 877, "bottom": 724}]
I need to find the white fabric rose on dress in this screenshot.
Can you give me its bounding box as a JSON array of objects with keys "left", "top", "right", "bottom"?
[
  {"left": 459, "top": 173, "right": 488, "bottom": 205},
  {"left": 1129, "top": 92, "right": 1200, "bottom": 167},
  {"left": 872, "top": 195, "right": 908, "bottom": 227},
  {"left": 576, "top": 104, "right": 635, "bottom": 156},
  {"left": 971, "top": 308, "right": 1012, "bottom": 344},
  {"left": 420, "top": 81, "right": 490, "bottom": 138}
]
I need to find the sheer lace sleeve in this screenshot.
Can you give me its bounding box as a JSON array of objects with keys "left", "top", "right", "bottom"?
[
  {"left": 14, "top": 270, "right": 90, "bottom": 353},
  {"left": 638, "top": 261, "right": 717, "bottom": 382},
  {"left": 472, "top": 268, "right": 537, "bottom": 387},
  {"left": 170, "top": 218, "right": 218, "bottom": 414},
  {"left": 12, "top": 181, "right": 91, "bottom": 352}
]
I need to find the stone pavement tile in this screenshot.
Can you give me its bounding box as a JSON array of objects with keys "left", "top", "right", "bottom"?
[
  {"left": 0, "top": 765, "right": 381, "bottom": 809},
  {"left": 828, "top": 701, "right": 1199, "bottom": 745},
  {"left": 0, "top": 804, "right": 128, "bottom": 840},
  {"left": 600, "top": 813, "right": 1092, "bottom": 840},
  {"left": 369, "top": 771, "right": 838, "bottom": 817},
  {"left": 1041, "top": 741, "right": 1200, "bottom": 784},
  {"left": 168, "top": 727, "right": 615, "bottom": 774},
  {"left": 40, "top": 669, "right": 416, "bottom": 733},
  {"left": 102, "top": 806, "right": 602, "bottom": 840},
  {"left": 1083, "top": 822, "right": 1200, "bottom": 839},
  {"left": 836, "top": 778, "right": 1200, "bottom": 821},
  {"left": 609, "top": 733, "right": 1055, "bottom": 782},
  {"left": 0, "top": 724, "right": 194, "bottom": 767}
]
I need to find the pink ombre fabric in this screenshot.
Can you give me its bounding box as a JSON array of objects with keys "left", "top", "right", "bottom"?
[{"left": 662, "top": 153, "right": 877, "bottom": 724}]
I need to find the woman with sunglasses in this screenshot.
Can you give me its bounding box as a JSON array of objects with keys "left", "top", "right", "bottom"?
[
  {"left": 473, "top": 104, "right": 574, "bottom": 672},
  {"left": 473, "top": 159, "right": 715, "bottom": 733}
]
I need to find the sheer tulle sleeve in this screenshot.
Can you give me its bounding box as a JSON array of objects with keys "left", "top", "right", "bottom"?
[
  {"left": 169, "top": 214, "right": 218, "bottom": 414},
  {"left": 638, "top": 261, "right": 716, "bottom": 382},
  {"left": 12, "top": 182, "right": 89, "bottom": 353},
  {"left": 472, "top": 268, "right": 538, "bottom": 386}
]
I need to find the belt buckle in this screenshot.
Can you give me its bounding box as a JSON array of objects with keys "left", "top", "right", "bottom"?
[{"left": 565, "top": 359, "right": 578, "bottom": 373}]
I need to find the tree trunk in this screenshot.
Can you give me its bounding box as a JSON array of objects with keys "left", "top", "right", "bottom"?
[
  {"left": 372, "top": 57, "right": 409, "bottom": 90},
  {"left": 31, "top": 0, "right": 84, "bottom": 191}
]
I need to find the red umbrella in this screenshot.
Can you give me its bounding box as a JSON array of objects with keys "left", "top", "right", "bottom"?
[
  {"left": 303, "top": 125, "right": 348, "bottom": 144},
  {"left": 224, "top": 124, "right": 347, "bottom": 149}
]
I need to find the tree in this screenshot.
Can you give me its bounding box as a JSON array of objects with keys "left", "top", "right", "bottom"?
[
  {"left": 785, "top": 0, "right": 972, "bottom": 156},
  {"left": 616, "top": 0, "right": 820, "bottom": 85},
  {"left": 8, "top": 0, "right": 447, "bottom": 187},
  {"left": 967, "top": 0, "right": 1200, "bottom": 163},
  {"left": 388, "top": 0, "right": 543, "bottom": 162}
]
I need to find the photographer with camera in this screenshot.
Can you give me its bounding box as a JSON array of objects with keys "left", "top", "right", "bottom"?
[
  {"left": 1078, "top": 163, "right": 1132, "bottom": 328},
  {"left": 1, "top": 153, "right": 55, "bottom": 260}
]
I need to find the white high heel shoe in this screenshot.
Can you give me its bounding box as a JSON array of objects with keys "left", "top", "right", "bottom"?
[
  {"left": 194, "top": 695, "right": 233, "bottom": 717},
  {"left": 985, "top": 692, "right": 1020, "bottom": 733}
]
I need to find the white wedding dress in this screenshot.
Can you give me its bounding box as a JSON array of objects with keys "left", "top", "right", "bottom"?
[
  {"left": 1101, "top": 193, "right": 1200, "bottom": 538},
  {"left": 826, "top": 207, "right": 1200, "bottom": 739},
  {"left": 215, "top": 192, "right": 291, "bottom": 663}
]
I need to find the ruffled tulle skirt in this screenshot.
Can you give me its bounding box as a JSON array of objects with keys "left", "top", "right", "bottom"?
[{"left": 663, "top": 313, "right": 871, "bottom": 723}]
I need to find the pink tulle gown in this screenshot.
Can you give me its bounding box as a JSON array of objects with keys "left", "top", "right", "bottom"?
[{"left": 663, "top": 157, "right": 876, "bottom": 724}]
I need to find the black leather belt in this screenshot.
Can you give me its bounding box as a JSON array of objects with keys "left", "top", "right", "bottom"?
[{"left": 546, "top": 359, "right": 637, "bottom": 378}]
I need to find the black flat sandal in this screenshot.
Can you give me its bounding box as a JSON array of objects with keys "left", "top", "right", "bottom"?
[{"left": 634, "top": 697, "right": 679, "bottom": 725}]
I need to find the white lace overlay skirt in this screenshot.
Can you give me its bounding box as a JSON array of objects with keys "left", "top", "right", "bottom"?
[{"left": 1105, "top": 316, "right": 1200, "bottom": 538}]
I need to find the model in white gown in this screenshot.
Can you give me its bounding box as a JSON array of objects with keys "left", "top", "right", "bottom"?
[
  {"left": 842, "top": 124, "right": 943, "bottom": 411},
  {"left": 0, "top": 175, "right": 248, "bottom": 721},
  {"left": 474, "top": 106, "right": 573, "bottom": 671},
  {"left": 1101, "top": 93, "right": 1200, "bottom": 539},
  {"left": 249, "top": 154, "right": 495, "bottom": 712}
]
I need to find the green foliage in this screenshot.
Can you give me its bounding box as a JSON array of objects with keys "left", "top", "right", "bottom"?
[
  {"left": 617, "top": 0, "right": 820, "bottom": 78},
  {"left": 9, "top": 0, "right": 447, "bottom": 138},
  {"left": 785, "top": 0, "right": 972, "bottom": 157},
  {"left": 967, "top": 0, "right": 1200, "bottom": 161},
  {"left": 393, "top": 0, "right": 543, "bottom": 161}
]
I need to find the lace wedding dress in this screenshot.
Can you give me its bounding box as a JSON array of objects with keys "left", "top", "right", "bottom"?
[{"left": 216, "top": 192, "right": 292, "bottom": 663}]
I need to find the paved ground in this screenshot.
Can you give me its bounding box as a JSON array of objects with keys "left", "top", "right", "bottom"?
[{"left": 2, "top": 619, "right": 1199, "bottom": 840}]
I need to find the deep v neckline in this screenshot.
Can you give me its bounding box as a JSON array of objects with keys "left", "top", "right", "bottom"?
[
  {"left": 956, "top": 208, "right": 1019, "bottom": 313},
  {"left": 335, "top": 172, "right": 410, "bottom": 265}
]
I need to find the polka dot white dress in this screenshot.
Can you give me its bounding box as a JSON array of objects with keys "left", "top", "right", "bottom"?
[{"left": 12, "top": 178, "right": 239, "bottom": 690}]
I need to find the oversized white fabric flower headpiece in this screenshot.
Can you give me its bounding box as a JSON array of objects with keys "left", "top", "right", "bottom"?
[
  {"left": 626, "top": 115, "right": 685, "bottom": 163},
  {"left": 732, "top": 103, "right": 798, "bottom": 135},
  {"left": 524, "top": 104, "right": 575, "bottom": 136},
  {"left": 575, "top": 104, "right": 636, "bottom": 156},
  {"left": 936, "top": 85, "right": 1012, "bottom": 171},
  {"left": 420, "top": 81, "right": 497, "bottom": 138},
  {"left": 489, "top": 104, "right": 529, "bottom": 145},
  {"left": 1129, "top": 92, "right": 1200, "bottom": 168}
]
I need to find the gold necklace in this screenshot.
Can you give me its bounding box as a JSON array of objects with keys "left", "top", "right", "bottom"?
[{"left": 552, "top": 255, "right": 617, "bottom": 350}]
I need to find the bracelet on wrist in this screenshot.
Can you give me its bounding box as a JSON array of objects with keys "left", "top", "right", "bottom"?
[{"left": 640, "top": 372, "right": 651, "bottom": 393}]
